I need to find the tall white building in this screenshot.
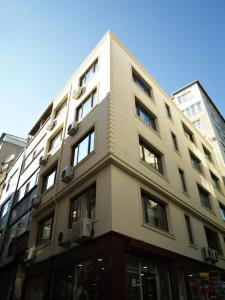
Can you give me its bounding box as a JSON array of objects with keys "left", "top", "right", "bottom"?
[{"left": 172, "top": 80, "right": 225, "bottom": 176}]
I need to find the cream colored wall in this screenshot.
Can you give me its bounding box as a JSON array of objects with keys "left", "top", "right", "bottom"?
[{"left": 110, "top": 35, "right": 225, "bottom": 267}]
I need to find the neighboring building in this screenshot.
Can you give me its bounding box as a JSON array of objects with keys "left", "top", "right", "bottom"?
[
  {"left": 0, "top": 32, "right": 225, "bottom": 300},
  {"left": 0, "top": 133, "right": 26, "bottom": 198},
  {"left": 172, "top": 81, "right": 225, "bottom": 177}
]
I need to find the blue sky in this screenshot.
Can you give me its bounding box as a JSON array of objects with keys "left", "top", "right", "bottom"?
[{"left": 0, "top": 0, "right": 224, "bottom": 138}]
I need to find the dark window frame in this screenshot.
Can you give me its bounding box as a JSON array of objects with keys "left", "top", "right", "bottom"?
[
  {"left": 171, "top": 132, "right": 179, "bottom": 152},
  {"left": 202, "top": 145, "right": 213, "bottom": 163},
  {"left": 210, "top": 171, "right": 220, "bottom": 190},
  {"left": 185, "top": 215, "right": 194, "bottom": 244},
  {"left": 165, "top": 103, "right": 172, "bottom": 119},
  {"left": 139, "top": 138, "right": 163, "bottom": 174},
  {"left": 36, "top": 214, "right": 54, "bottom": 246},
  {"left": 182, "top": 123, "right": 195, "bottom": 144},
  {"left": 135, "top": 98, "right": 157, "bottom": 131},
  {"left": 204, "top": 226, "right": 222, "bottom": 254},
  {"left": 179, "top": 169, "right": 187, "bottom": 193},
  {"left": 80, "top": 59, "right": 98, "bottom": 87},
  {"left": 189, "top": 150, "right": 202, "bottom": 173},
  {"left": 132, "top": 69, "right": 152, "bottom": 98},
  {"left": 76, "top": 89, "right": 97, "bottom": 121},
  {"left": 42, "top": 165, "right": 57, "bottom": 193},
  {"left": 197, "top": 185, "right": 211, "bottom": 210}
]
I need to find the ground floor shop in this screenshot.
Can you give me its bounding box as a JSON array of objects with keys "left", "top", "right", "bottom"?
[{"left": 1, "top": 232, "right": 225, "bottom": 300}]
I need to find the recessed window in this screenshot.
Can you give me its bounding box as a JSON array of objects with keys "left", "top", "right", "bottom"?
[
  {"left": 9, "top": 212, "right": 30, "bottom": 240},
  {"left": 182, "top": 123, "right": 195, "bottom": 144},
  {"left": 189, "top": 151, "right": 202, "bottom": 173},
  {"left": 37, "top": 214, "right": 54, "bottom": 245},
  {"left": 165, "top": 103, "right": 172, "bottom": 119},
  {"left": 135, "top": 99, "right": 157, "bottom": 130},
  {"left": 179, "top": 169, "right": 187, "bottom": 193},
  {"left": 69, "top": 184, "right": 96, "bottom": 227},
  {"left": 219, "top": 204, "right": 225, "bottom": 221},
  {"left": 185, "top": 215, "right": 194, "bottom": 244},
  {"left": 49, "top": 129, "right": 63, "bottom": 152},
  {"left": 192, "top": 119, "right": 203, "bottom": 130},
  {"left": 171, "top": 132, "right": 179, "bottom": 152},
  {"left": 72, "top": 129, "right": 95, "bottom": 166},
  {"left": 80, "top": 59, "right": 98, "bottom": 87},
  {"left": 76, "top": 90, "right": 97, "bottom": 121},
  {"left": 198, "top": 185, "right": 211, "bottom": 210},
  {"left": 42, "top": 166, "right": 57, "bottom": 192},
  {"left": 183, "top": 102, "right": 202, "bottom": 117},
  {"left": 139, "top": 138, "right": 163, "bottom": 174},
  {"left": 132, "top": 69, "right": 152, "bottom": 98},
  {"left": 142, "top": 192, "right": 168, "bottom": 231},
  {"left": 204, "top": 226, "right": 222, "bottom": 254},
  {"left": 202, "top": 145, "right": 212, "bottom": 163},
  {"left": 54, "top": 99, "right": 67, "bottom": 119},
  {"left": 210, "top": 171, "right": 220, "bottom": 190}
]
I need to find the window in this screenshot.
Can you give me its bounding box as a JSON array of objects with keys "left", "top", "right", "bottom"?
[
  {"left": 132, "top": 69, "right": 152, "bottom": 98},
  {"left": 179, "top": 169, "right": 187, "bottom": 192},
  {"left": 42, "top": 166, "right": 57, "bottom": 192},
  {"left": 69, "top": 184, "right": 96, "bottom": 227},
  {"left": 198, "top": 185, "right": 211, "bottom": 209},
  {"left": 204, "top": 226, "right": 222, "bottom": 254},
  {"left": 23, "top": 134, "right": 46, "bottom": 170},
  {"left": 135, "top": 99, "right": 157, "bottom": 130},
  {"left": 54, "top": 99, "right": 67, "bottom": 119},
  {"left": 72, "top": 129, "right": 95, "bottom": 166},
  {"left": 139, "top": 138, "right": 163, "bottom": 174},
  {"left": 49, "top": 129, "right": 63, "bottom": 152},
  {"left": 37, "top": 214, "right": 54, "bottom": 245},
  {"left": 1, "top": 200, "right": 10, "bottom": 218},
  {"left": 171, "top": 132, "right": 179, "bottom": 152},
  {"left": 185, "top": 215, "right": 194, "bottom": 244},
  {"left": 183, "top": 124, "right": 195, "bottom": 143},
  {"left": 17, "top": 169, "right": 39, "bottom": 202},
  {"left": 142, "top": 192, "right": 168, "bottom": 231},
  {"left": 9, "top": 212, "right": 30, "bottom": 240},
  {"left": 165, "top": 103, "right": 172, "bottom": 119},
  {"left": 189, "top": 151, "right": 202, "bottom": 173},
  {"left": 80, "top": 59, "right": 98, "bottom": 87},
  {"left": 202, "top": 145, "right": 212, "bottom": 163},
  {"left": 177, "top": 90, "right": 191, "bottom": 104},
  {"left": 76, "top": 90, "right": 97, "bottom": 121},
  {"left": 183, "top": 102, "right": 202, "bottom": 117},
  {"left": 210, "top": 171, "right": 220, "bottom": 190},
  {"left": 192, "top": 119, "right": 203, "bottom": 130},
  {"left": 219, "top": 204, "right": 225, "bottom": 221}
]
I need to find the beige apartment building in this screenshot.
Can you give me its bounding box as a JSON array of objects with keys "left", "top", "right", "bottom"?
[{"left": 0, "top": 32, "right": 225, "bottom": 300}]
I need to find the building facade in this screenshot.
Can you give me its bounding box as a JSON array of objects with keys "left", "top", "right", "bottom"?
[
  {"left": 172, "top": 81, "right": 225, "bottom": 177},
  {"left": 0, "top": 32, "right": 225, "bottom": 300}
]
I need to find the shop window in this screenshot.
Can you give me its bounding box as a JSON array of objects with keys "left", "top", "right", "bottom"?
[
  {"left": 72, "top": 129, "right": 95, "bottom": 166},
  {"left": 126, "top": 255, "right": 172, "bottom": 300},
  {"left": 36, "top": 214, "right": 54, "bottom": 245},
  {"left": 69, "top": 184, "right": 96, "bottom": 227},
  {"left": 142, "top": 192, "right": 168, "bottom": 231}
]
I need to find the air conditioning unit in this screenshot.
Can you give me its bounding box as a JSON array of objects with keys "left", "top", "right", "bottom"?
[
  {"left": 211, "top": 249, "right": 219, "bottom": 262},
  {"left": 72, "top": 218, "right": 92, "bottom": 242},
  {"left": 24, "top": 248, "right": 35, "bottom": 262},
  {"left": 47, "top": 119, "right": 56, "bottom": 131},
  {"left": 201, "top": 247, "right": 212, "bottom": 261},
  {"left": 67, "top": 121, "right": 79, "bottom": 136},
  {"left": 58, "top": 229, "right": 72, "bottom": 248},
  {"left": 39, "top": 154, "right": 48, "bottom": 166},
  {"left": 72, "top": 87, "right": 83, "bottom": 100},
  {"left": 61, "top": 166, "right": 74, "bottom": 183}
]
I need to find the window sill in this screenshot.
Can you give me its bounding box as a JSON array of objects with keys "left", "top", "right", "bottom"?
[
  {"left": 141, "top": 222, "right": 175, "bottom": 240},
  {"left": 135, "top": 115, "right": 161, "bottom": 140},
  {"left": 41, "top": 185, "right": 55, "bottom": 196},
  {"left": 36, "top": 240, "right": 51, "bottom": 251},
  {"left": 200, "top": 204, "right": 216, "bottom": 216},
  {"left": 139, "top": 160, "right": 169, "bottom": 183},
  {"left": 189, "top": 243, "right": 198, "bottom": 249},
  {"left": 77, "top": 102, "right": 98, "bottom": 124},
  {"left": 133, "top": 82, "right": 153, "bottom": 101},
  {"left": 181, "top": 191, "right": 190, "bottom": 198}
]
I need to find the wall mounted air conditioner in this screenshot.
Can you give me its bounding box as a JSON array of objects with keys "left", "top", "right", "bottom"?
[
  {"left": 57, "top": 229, "right": 72, "bottom": 248},
  {"left": 72, "top": 87, "right": 83, "bottom": 100},
  {"left": 67, "top": 121, "right": 79, "bottom": 136},
  {"left": 24, "top": 248, "right": 35, "bottom": 262},
  {"left": 39, "top": 154, "right": 48, "bottom": 166},
  {"left": 201, "top": 247, "right": 212, "bottom": 261},
  {"left": 72, "top": 218, "right": 92, "bottom": 242},
  {"left": 47, "top": 119, "right": 56, "bottom": 131},
  {"left": 61, "top": 166, "right": 74, "bottom": 183}
]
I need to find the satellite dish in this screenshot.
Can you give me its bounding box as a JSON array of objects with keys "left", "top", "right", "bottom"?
[{"left": 4, "top": 154, "right": 16, "bottom": 164}]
